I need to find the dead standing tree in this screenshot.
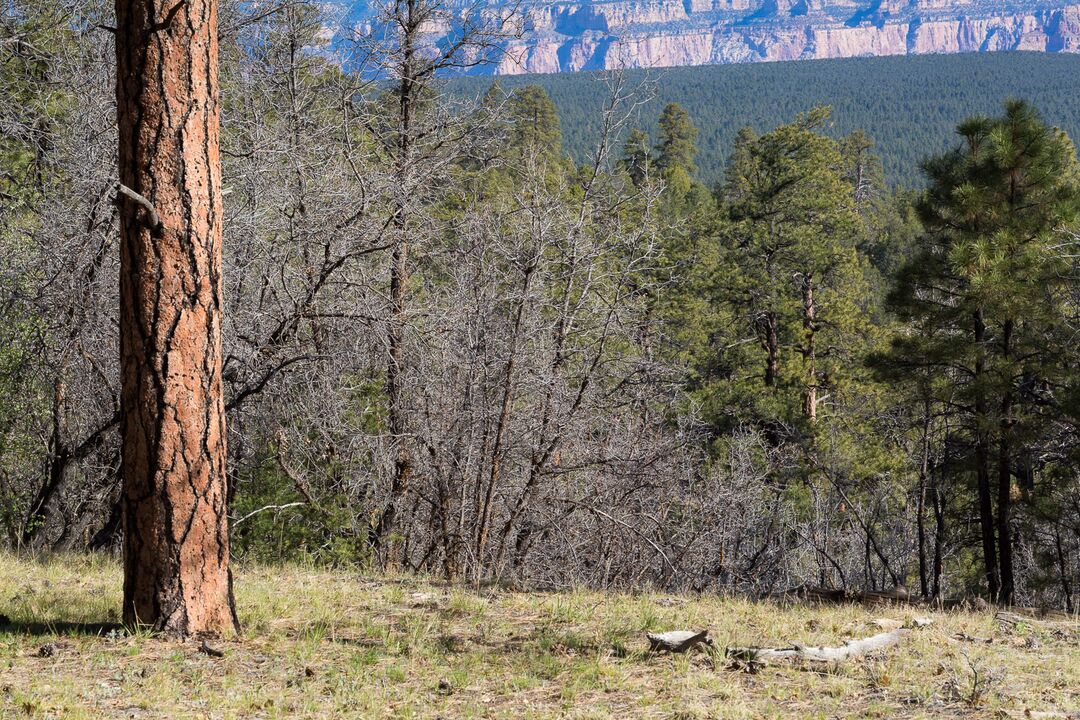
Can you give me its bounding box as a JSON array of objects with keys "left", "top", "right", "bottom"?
[
  {"left": 358, "top": 0, "right": 521, "bottom": 567},
  {"left": 115, "top": 0, "right": 237, "bottom": 634}
]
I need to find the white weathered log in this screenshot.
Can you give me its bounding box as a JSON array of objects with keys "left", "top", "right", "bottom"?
[
  {"left": 647, "top": 629, "right": 712, "bottom": 653},
  {"left": 727, "top": 618, "right": 932, "bottom": 665}
]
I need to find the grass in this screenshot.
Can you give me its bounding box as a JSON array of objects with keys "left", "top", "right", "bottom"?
[{"left": 1, "top": 554, "right": 1078, "bottom": 718}]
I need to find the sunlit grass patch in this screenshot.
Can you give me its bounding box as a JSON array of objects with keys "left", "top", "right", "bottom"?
[{"left": 1, "top": 552, "right": 1078, "bottom": 718}]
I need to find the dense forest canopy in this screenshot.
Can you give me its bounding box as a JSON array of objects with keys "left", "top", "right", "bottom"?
[{"left": 448, "top": 52, "right": 1080, "bottom": 188}]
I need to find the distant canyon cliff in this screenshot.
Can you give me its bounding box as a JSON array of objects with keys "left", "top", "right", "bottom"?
[{"left": 342, "top": 0, "right": 1080, "bottom": 74}]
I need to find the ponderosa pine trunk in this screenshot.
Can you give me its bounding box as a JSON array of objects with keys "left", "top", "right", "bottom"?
[
  {"left": 916, "top": 399, "right": 931, "bottom": 599},
  {"left": 931, "top": 467, "right": 945, "bottom": 600},
  {"left": 801, "top": 272, "right": 817, "bottom": 421},
  {"left": 764, "top": 310, "right": 779, "bottom": 388},
  {"left": 115, "top": 0, "right": 237, "bottom": 635},
  {"left": 762, "top": 249, "right": 779, "bottom": 390},
  {"left": 997, "top": 318, "right": 1015, "bottom": 604},
  {"left": 973, "top": 308, "right": 999, "bottom": 601}
]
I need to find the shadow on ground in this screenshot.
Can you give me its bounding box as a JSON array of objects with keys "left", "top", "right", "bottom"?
[{"left": 0, "top": 616, "right": 123, "bottom": 637}]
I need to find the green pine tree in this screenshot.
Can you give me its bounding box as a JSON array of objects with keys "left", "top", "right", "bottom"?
[
  {"left": 508, "top": 85, "right": 563, "bottom": 161},
  {"left": 655, "top": 102, "right": 699, "bottom": 180},
  {"left": 619, "top": 128, "right": 652, "bottom": 187},
  {"left": 874, "top": 100, "right": 1080, "bottom": 603},
  {"left": 719, "top": 107, "right": 872, "bottom": 433}
]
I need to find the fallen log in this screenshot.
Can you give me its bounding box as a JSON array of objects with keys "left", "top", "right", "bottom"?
[
  {"left": 996, "top": 612, "right": 1078, "bottom": 642},
  {"left": 996, "top": 610, "right": 1078, "bottom": 627},
  {"left": 727, "top": 617, "right": 932, "bottom": 666},
  {"left": 1001, "top": 607, "right": 1076, "bottom": 622},
  {"left": 765, "top": 585, "right": 911, "bottom": 606},
  {"left": 646, "top": 629, "right": 713, "bottom": 653}
]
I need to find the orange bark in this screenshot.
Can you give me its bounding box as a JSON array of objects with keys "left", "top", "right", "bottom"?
[{"left": 116, "top": 0, "right": 236, "bottom": 635}]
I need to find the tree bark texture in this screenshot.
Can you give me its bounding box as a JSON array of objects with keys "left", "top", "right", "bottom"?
[
  {"left": 997, "top": 318, "right": 1015, "bottom": 604},
  {"left": 916, "top": 403, "right": 930, "bottom": 600},
  {"left": 373, "top": 11, "right": 420, "bottom": 567},
  {"left": 115, "top": 0, "right": 237, "bottom": 635},
  {"left": 801, "top": 273, "right": 817, "bottom": 421},
  {"left": 973, "top": 308, "right": 999, "bottom": 601}
]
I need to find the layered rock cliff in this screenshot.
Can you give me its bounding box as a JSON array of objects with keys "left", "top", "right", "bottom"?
[{"left": 339, "top": 0, "right": 1080, "bottom": 74}]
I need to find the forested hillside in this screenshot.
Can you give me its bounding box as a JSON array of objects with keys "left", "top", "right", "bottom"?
[{"left": 448, "top": 52, "right": 1080, "bottom": 187}]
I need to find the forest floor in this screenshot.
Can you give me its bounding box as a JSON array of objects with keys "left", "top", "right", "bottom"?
[{"left": 1, "top": 554, "right": 1078, "bottom": 719}]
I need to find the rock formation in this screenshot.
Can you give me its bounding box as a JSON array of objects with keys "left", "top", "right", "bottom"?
[{"left": 337, "top": 0, "right": 1080, "bottom": 74}]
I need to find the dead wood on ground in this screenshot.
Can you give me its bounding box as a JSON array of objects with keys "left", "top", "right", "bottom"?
[{"left": 726, "top": 617, "right": 932, "bottom": 666}]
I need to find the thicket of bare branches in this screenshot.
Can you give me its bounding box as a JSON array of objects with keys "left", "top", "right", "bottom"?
[{"left": 2, "top": 0, "right": 1078, "bottom": 606}]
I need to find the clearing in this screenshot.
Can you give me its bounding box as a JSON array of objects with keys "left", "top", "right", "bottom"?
[{"left": 1, "top": 554, "right": 1078, "bottom": 718}]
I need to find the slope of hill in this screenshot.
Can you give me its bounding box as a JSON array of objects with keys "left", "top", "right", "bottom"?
[
  {"left": 337, "top": 0, "right": 1080, "bottom": 75},
  {"left": 447, "top": 51, "right": 1080, "bottom": 186},
  {"left": 3, "top": 553, "right": 1079, "bottom": 718}
]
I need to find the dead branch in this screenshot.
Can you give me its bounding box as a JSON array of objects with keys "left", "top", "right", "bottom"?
[
  {"left": 115, "top": 183, "right": 163, "bottom": 232},
  {"left": 232, "top": 502, "right": 306, "bottom": 527},
  {"left": 766, "top": 585, "right": 911, "bottom": 605},
  {"left": 727, "top": 617, "right": 931, "bottom": 665},
  {"left": 647, "top": 629, "right": 713, "bottom": 653}
]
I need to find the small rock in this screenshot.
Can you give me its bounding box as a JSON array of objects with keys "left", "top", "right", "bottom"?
[
  {"left": 410, "top": 592, "right": 440, "bottom": 608},
  {"left": 654, "top": 597, "right": 686, "bottom": 607},
  {"left": 106, "top": 628, "right": 130, "bottom": 642}
]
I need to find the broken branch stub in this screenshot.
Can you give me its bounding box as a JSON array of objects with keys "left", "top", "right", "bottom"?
[{"left": 115, "top": 182, "right": 164, "bottom": 233}]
